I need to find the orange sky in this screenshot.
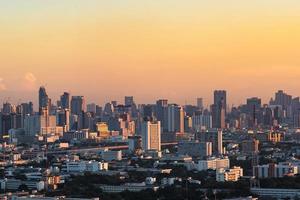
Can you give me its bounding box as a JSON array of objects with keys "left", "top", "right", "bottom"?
[{"left": 0, "top": 1, "right": 300, "bottom": 107}]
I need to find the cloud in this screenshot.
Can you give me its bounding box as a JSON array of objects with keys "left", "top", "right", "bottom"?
[
  {"left": 24, "top": 72, "right": 37, "bottom": 83},
  {"left": 0, "top": 78, "right": 7, "bottom": 91},
  {"left": 22, "top": 72, "right": 37, "bottom": 91}
]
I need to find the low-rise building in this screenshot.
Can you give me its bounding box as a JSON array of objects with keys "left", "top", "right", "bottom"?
[
  {"left": 101, "top": 150, "right": 122, "bottom": 161},
  {"left": 216, "top": 166, "right": 243, "bottom": 182},
  {"left": 195, "top": 157, "right": 230, "bottom": 171},
  {"left": 178, "top": 141, "right": 212, "bottom": 158},
  {"left": 253, "top": 163, "right": 298, "bottom": 178},
  {"left": 63, "top": 160, "right": 108, "bottom": 173}
]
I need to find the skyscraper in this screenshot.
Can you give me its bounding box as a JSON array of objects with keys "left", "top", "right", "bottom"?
[
  {"left": 212, "top": 90, "right": 227, "bottom": 129},
  {"left": 197, "top": 98, "right": 204, "bottom": 110},
  {"left": 71, "top": 96, "right": 85, "bottom": 115},
  {"left": 211, "top": 104, "right": 225, "bottom": 129},
  {"left": 214, "top": 90, "right": 227, "bottom": 113},
  {"left": 141, "top": 121, "right": 161, "bottom": 151},
  {"left": 39, "top": 86, "right": 50, "bottom": 112},
  {"left": 156, "top": 99, "right": 168, "bottom": 131},
  {"left": 273, "top": 90, "right": 292, "bottom": 109},
  {"left": 125, "top": 96, "right": 134, "bottom": 106},
  {"left": 197, "top": 129, "right": 223, "bottom": 155},
  {"left": 87, "top": 103, "right": 96, "bottom": 113},
  {"left": 60, "top": 92, "right": 70, "bottom": 109},
  {"left": 57, "top": 109, "right": 70, "bottom": 132},
  {"left": 246, "top": 97, "right": 262, "bottom": 127},
  {"left": 142, "top": 104, "right": 154, "bottom": 121},
  {"left": 167, "top": 104, "right": 184, "bottom": 133}
]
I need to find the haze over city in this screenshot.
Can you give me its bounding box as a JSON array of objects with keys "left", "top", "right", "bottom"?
[
  {"left": 1, "top": 0, "right": 300, "bottom": 106},
  {"left": 2, "top": 1, "right": 300, "bottom": 200}
]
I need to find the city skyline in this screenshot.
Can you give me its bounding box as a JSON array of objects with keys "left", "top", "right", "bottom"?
[
  {"left": 1, "top": 1, "right": 300, "bottom": 106},
  {"left": 2, "top": 1, "right": 300, "bottom": 199},
  {"left": 0, "top": 85, "right": 299, "bottom": 108}
]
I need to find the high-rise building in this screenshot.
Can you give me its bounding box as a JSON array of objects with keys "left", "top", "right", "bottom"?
[
  {"left": 87, "top": 103, "right": 96, "bottom": 113},
  {"left": 197, "top": 98, "right": 204, "bottom": 110},
  {"left": 128, "top": 136, "right": 142, "bottom": 155},
  {"left": 60, "top": 92, "right": 70, "bottom": 109},
  {"left": 71, "top": 96, "right": 85, "bottom": 115},
  {"left": 211, "top": 90, "right": 227, "bottom": 129},
  {"left": 57, "top": 109, "right": 70, "bottom": 132},
  {"left": 196, "top": 129, "right": 223, "bottom": 155},
  {"left": 142, "top": 104, "right": 154, "bottom": 121},
  {"left": 39, "top": 86, "right": 50, "bottom": 112},
  {"left": 246, "top": 97, "right": 262, "bottom": 127},
  {"left": 273, "top": 90, "right": 292, "bottom": 110},
  {"left": 125, "top": 96, "right": 134, "bottom": 106},
  {"left": 211, "top": 104, "right": 225, "bottom": 129},
  {"left": 293, "top": 109, "right": 300, "bottom": 128},
  {"left": 241, "top": 139, "right": 259, "bottom": 154},
  {"left": 156, "top": 99, "right": 168, "bottom": 132},
  {"left": 214, "top": 90, "right": 227, "bottom": 114},
  {"left": 192, "top": 111, "right": 212, "bottom": 131},
  {"left": 24, "top": 109, "right": 59, "bottom": 136},
  {"left": 167, "top": 104, "right": 184, "bottom": 133},
  {"left": 20, "top": 102, "right": 33, "bottom": 115},
  {"left": 95, "top": 105, "right": 102, "bottom": 117},
  {"left": 141, "top": 121, "right": 161, "bottom": 151},
  {"left": 2, "top": 102, "right": 14, "bottom": 114}
]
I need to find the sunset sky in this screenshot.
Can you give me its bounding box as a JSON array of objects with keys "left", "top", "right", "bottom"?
[{"left": 1, "top": 0, "right": 300, "bottom": 107}]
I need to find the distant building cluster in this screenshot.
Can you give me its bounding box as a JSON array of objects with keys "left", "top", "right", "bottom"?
[{"left": 1, "top": 88, "right": 300, "bottom": 199}]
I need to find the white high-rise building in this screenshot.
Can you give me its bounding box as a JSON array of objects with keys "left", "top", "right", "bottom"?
[{"left": 141, "top": 121, "right": 161, "bottom": 151}]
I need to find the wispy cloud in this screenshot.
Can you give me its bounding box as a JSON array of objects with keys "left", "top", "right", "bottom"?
[
  {"left": 24, "top": 72, "right": 37, "bottom": 83},
  {"left": 22, "top": 72, "right": 37, "bottom": 91},
  {"left": 0, "top": 78, "right": 7, "bottom": 91}
]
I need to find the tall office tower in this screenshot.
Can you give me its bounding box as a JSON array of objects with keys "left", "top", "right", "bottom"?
[
  {"left": 211, "top": 104, "right": 225, "bottom": 129},
  {"left": 143, "top": 104, "right": 154, "bottom": 121},
  {"left": 103, "top": 102, "right": 114, "bottom": 116},
  {"left": 263, "top": 106, "right": 273, "bottom": 126},
  {"left": 196, "top": 129, "right": 223, "bottom": 155},
  {"left": 192, "top": 111, "right": 212, "bottom": 132},
  {"left": 83, "top": 112, "right": 94, "bottom": 130},
  {"left": 111, "top": 101, "right": 118, "bottom": 107},
  {"left": 167, "top": 104, "right": 184, "bottom": 133},
  {"left": 197, "top": 98, "right": 204, "bottom": 110},
  {"left": 293, "top": 109, "right": 300, "bottom": 128},
  {"left": 212, "top": 90, "right": 226, "bottom": 129},
  {"left": 0, "top": 113, "right": 13, "bottom": 134},
  {"left": 57, "top": 109, "right": 70, "bottom": 132},
  {"left": 24, "top": 109, "right": 58, "bottom": 136},
  {"left": 2, "top": 102, "right": 14, "bottom": 114},
  {"left": 71, "top": 96, "right": 85, "bottom": 115},
  {"left": 95, "top": 105, "right": 102, "bottom": 117},
  {"left": 60, "top": 92, "right": 70, "bottom": 109},
  {"left": 125, "top": 96, "right": 134, "bottom": 106},
  {"left": 273, "top": 90, "right": 292, "bottom": 110},
  {"left": 87, "top": 103, "right": 96, "bottom": 113},
  {"left": 141, "top": 121, "right": 161, "bottom": 151},
  {"left": 214, "top": 90, "right": 227, "bottom": 114},
  {"left": 246, "top": 97, "right": 262, "bottom": 127},
  {"left": 39, "top": 86, "right": 50, "bottom": 111},
  {"left": 21, "top": 102, "right": 33, "bottom": 115},
  {"left": 156, "top": 99, "right": 168, "bottom": 131}
]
